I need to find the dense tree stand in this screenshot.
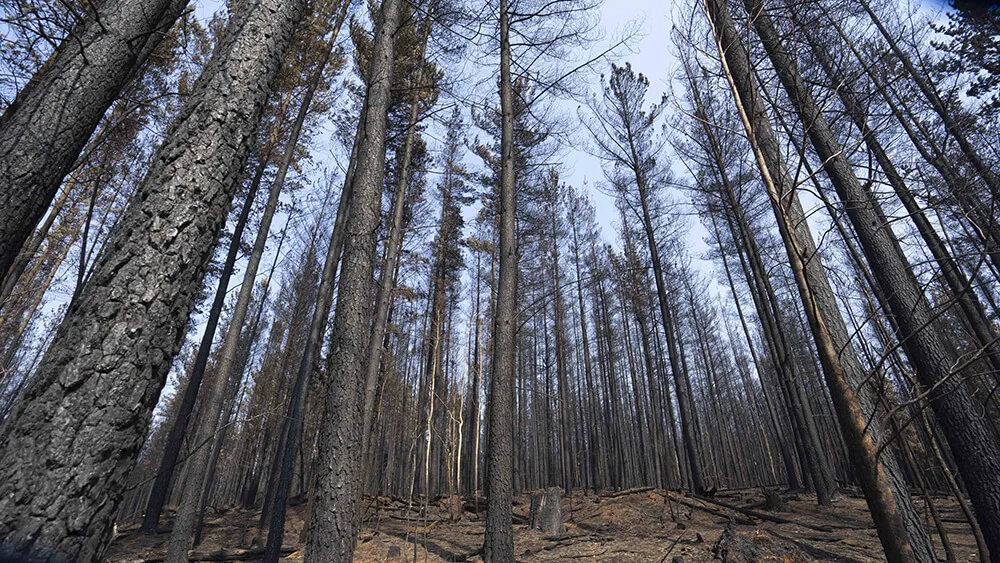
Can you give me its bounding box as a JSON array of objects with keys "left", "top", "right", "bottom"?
[{"left": 0, "top": 0, "right": 997, "bottom": 561}]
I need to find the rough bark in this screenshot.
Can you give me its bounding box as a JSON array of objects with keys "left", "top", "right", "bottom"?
[
  {"left": 140, "top": 150, "right": 272, "bottom": 536},
  {"left": 260, "top": 4, "right": 358, "bottom": 557},
  {"left": 0, "top": 0, "right": 189, "bottom": 281},
  {"left": 261, "top": 110, "right": 359, "bottom": 563},
  {"left": 164, "top": 22, "right": 328, "bottom": 560},
  {"left": 483, "top": 0, "right": 517, "bottom": 559},
  {"left": 0, "top": 0, "right": 306, "bottom": 559},
  {"left": 303, "top": 0, "right": 400, "bottom": 560}
]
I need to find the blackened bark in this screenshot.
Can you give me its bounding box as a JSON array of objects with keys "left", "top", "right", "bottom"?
[
  {"left": 0, "top": 0, "right": 306, "bottom": 559},
  {"left": 484, "top": 0, "right": 517, "bottom": 558},
  {"left": 856, "top": 0, "right": 1000, "bottom": 202},
  {"left": 164, "top": 20, "right": 326, "bottom": 560},
  {"left": 0, "top": 0, "right": 189, "bottom": 281},
  {"left": 261, "top": 107, "right": 360, "bottom": 563},
  {"left": 804, "top": 30, "right": 1000, "bottom": 378},
  {"left": 303, "top": 0, "right": 400, "bottom": 560},
  {"left": 140, "top": 155, "right": 270, "bottom": 535}
]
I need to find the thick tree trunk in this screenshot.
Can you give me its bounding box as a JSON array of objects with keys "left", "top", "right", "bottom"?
[
  {"left": 140, "top": 156, "right": 267, "bottom": 535},
  {"left": 164, "top": 27, "right": 330, "bottom": 560},
  {"left": 0, "top": 0, "right": 306, "bottom": 559},
  {"left": 303, "top": 0, "right": 400, "bottom": 560},
  {"left": 483, "top": 0, "right": 517, "bottom": 559},
  {"left": 0, "top": 0, "right": 189, "bottom": 281}
]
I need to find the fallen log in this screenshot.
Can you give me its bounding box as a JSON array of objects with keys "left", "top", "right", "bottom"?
[
  {"left": 692, "top": 495, "right": 842, "bottom": 533},
  {"left": 600, "top": 487, "right": 654, "bottom": 499},
  {"left": 667, "top": 494, "right": 754, "bottom": 525},
  {"left": 133, "top": 546, "right": 296, "bottom": 562}
]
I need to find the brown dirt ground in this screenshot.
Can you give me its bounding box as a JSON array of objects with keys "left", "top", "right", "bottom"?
[{"left": 105, "top": 489, "right": 982, "bottom": 562}]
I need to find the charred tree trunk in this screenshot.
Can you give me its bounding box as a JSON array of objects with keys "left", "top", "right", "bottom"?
[
  {"left": 0, "top": 0, "right": 190, "bottom": 280},
  {"left": 303, "top": 0, "right": 400, "bottom": 560},
  {"left": 483, "top": 0, "right": 517, "bottom": 558},
  {"left": 0, "top": 0, "right": 307, "bottom": 558},
  {"left": 744, "top": 0, "right": 1000, "bottom": 554},
  {"left": 704, "top": 0, "right": 924, "bottom": 559}
]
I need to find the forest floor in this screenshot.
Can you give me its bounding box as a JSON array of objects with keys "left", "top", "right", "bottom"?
[{"left": 106, "top": 488, "right": 982, "bottom": 562}]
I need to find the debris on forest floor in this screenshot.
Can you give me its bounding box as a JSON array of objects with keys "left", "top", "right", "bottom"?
[{"left": 105, "top": 488, "right": 982, "bottom": 562}]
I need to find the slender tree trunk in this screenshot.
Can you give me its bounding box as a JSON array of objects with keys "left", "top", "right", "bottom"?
[
  {"left": 633, "top": 177, "right": 705, "bottom": 494},
  {"left": 684, "top": 60, "right": 833, "bottom": 501},
  {"left": 303, "top": 0, "right": 400, "bottom": 560},
  {"left": 261, "top": 12, "right": 365, "bottom": 554},
  {"left": 140, "top": 155, "right": 267, "bottom": 535},
  {"left": 362, "top": 11, "right": 433, "bottom": 465},
  {"left": 484, "top": 0, "right": 517, "bottom": 558},
  {"left": 570, "top": 213, "right": 605, "bottom": 492},
  {"left": 802, "top": 29, "right": 1000, "bottom": 377},
  {"left": 856, "top": 0, "right": 1000, "bottom": 201},
  {"left": 703, "top": 0, "right": 920, "bottom": 559},
  {"left": 744, "top": 1, "right": 1000, "bottom": 553},
  {"left": 548, "top": 195, "right": 576, "bottom": 495}
]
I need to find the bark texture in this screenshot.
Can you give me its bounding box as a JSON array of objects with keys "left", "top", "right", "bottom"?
[
  {"left": 0, "top": 0, "right": 306, "bottom": 559},
  {"left": 484, "top": 0, "right": 517, "bottom": 559},
  {"left": 0, "top": 0, "right": 189, "bottom": 281},
  {"left": 304, "top": 0, "right": 401, "bottom": 560}
]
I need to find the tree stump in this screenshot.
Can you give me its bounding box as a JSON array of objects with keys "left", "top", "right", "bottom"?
[
  {"left": 529, "top": 487, "right": 565, "bottom": 535},
  {"left": 447, "top": 494, "right": 463, "bottom": 521},
  {"left": 763, "top": 489, "right": 788, "bottom": 512}
]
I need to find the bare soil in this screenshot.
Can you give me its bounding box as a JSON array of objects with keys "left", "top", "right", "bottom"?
[{"left": 105, "top": 488, "right": 982, "bottom": 562}]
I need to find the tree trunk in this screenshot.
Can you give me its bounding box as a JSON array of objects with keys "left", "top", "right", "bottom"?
[
  {"left": 303, "top": 0, "right": 400, "bottom": 560},
  {"left": 261, "top": 9, "right": 364, "bottom": 553},
  {"left": 802, "top": 27, "right": 1000, "bottom": 378},
  {"left": 483, "top": 0, "right": 517, "bottom": 558},
  {"left": 140, "top": 156, "right": 267, "bottom": 535},
  {"left": 164, "top": 28, "right": 331, "bottom": 560},
  {"left": 703, "top": 0, "right": 921, "bottom": 560},
  {"left": 362, "top": 11, "right": 432, "bottom": 465},
  {"left": 744, "top": 0, "right": 1000, "bottom": 554},
  {"left": 0, "top": 0, "right": 190, "bottom": 280},
  {"left": 0, "top": 0, "right": 306, "bottom": 559}
]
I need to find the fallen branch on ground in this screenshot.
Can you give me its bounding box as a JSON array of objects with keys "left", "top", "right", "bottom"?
[
  {"left": 600, "top": 487, "right": 654, "bottom": 498},
  {"left": 133, "top": 546, "right": 296, "bottom": 562},
  {"left": 692, "top": 495, "right": 848, "bottom": 533},
  {"left": 667, "top": 493, "right": 754, "bottom": 525}
]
